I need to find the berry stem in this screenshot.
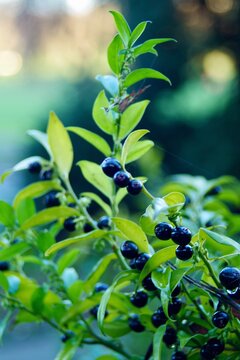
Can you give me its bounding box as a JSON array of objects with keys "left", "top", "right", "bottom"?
[
  {"left": 198, "top": 250, "right": 221, "bottom": 288},
  {"left": 142, "top": 185, "right": 155, "bottom": 200}
]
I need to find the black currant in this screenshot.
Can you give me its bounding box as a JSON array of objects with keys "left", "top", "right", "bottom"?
[
  {"left": 212, "top": 311, "right": 229, "bottom": 328},
  {"left": 171, "top": 226, "right": 192, "bottom": 246},
  {"left": 61, "top": 330, "right": 75, "bottom": 343},
  {"left": 206, "top": 338, "right": 225, "bottom": 356},
  {"left": 63, "top": 217, "right": 77, "bottom": 232},
  {"left": 171, "top": 283, "right": 181, "bottom": 298},
  {"left": 90, "top": 305, "right": 108, "bottom": 319},
  {"left": 127, "top": 179, "right": 143, "bottom": 195},
  {"left": 200, "top": 345, "right": 213, "bottom": 360},
  {"left": 168, "top": 297, "right": 182, "bottom": 316},
  {"left": 142, "top": 274, "right": 157, "bottom": 291},
  {"left": 176, "top": 245, "right": 193, "bottom": 261},
  {"left": 128, "top": 314, "right": 145, "bottom": 332},
  {"left": 151, "top": 307, "right": 167, "bottom": 328},
  {"left": 97, "top": 216, "right": 111, "bottom": 229},
  {"left": 28, "top": 161, "right": 41, "bottom": 174},
  {"left": 135, "top": 253, "right": 151, "bottom": 271},
  {"left": 45, "top": 191, "right": 60, "bottom": 208},
  {"left": 154, "top": 222, "right": 173, "bottom": 240},
  {"left": 228, "top": 287, "right": 240, "bottom": 300},
  {"left": 171, "top": 351, "right": 187, "bottom": 360},
  {"left": 94, "top": 282, "right": 108, "bottom": 292},
  {"left": 101, "top": 157, "right": 121, "bottom": 178},
  {"left": 129, "top": 258, "right": 136, "bottom": 269},
  {"left": 83, "top": 223, "right": 94, "bottom": 233},
  {"left": 163, "top": 327, "right": 177, "bottom": 347},
  {"left": 219, "top": 267, "right": 240, "bottom": 290},
  {"left": 113, "top": 171, "right": 130, "bottom": 188},
  {"left": 206, "top": 186, "right": 221, "bottom": 196},
  {"left": 120, "top": 241, "right": 139, "bottom": 259},
  {"left": 130, "top": 291, "right": 148, "bottom": 308},
  {"left": 0, "top": 261, "right": 10, "bottom": 271},
  {"left": 40, "top": 169, "right": 53, "bottom": 180},
  {"left": 68, "top": 202, "right": 76, "bottom": 208}
]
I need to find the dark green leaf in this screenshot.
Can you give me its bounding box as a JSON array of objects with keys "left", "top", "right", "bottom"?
[
  {"left": 124, "top": 68, "right": 171, "bottom": 88},
  {"left": 103, "top": 320, "right": 131, "bottom": 338},
  {"left": 153, "top": 324, "right": 167, "bottom": 360},
  {"left": 31, "top": 287, "right": 47, "bottom": 313},
  {"left": 36, "top": 230, "right": 55, "bottom": 253}
]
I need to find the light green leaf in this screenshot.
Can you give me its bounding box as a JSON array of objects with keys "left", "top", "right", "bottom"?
[
  {"left": 0, "top": 242, "right": 30, "bottom": 261},
  {"left": 126, "top": 140, "right": 154, "bottom": 164},
  {"left": 78, "top": 161, "right": 113, "bottom": 200},
  {"left": 54, "top": 340, "right": 80, "bottom": 360},
  {"left": 129, "top": 21, "right": 151, "bottom": 46},
  {"left": 0, "top": 201, "right": 15, "bottom": 227},
  {"left": 115, "top": 187, "right": 128, "bottom": 206},
  {"left": 27, "top": 129, "right": 52, "bottom": 157},
  {"left": 47, "top": 112, "right": 73, "bottom": 179},
  {"left": 96, "top": 75, "right": 119, "bottom": 96},
  {"left": 0, "top": 311, "right": 11, "bottom": 343},
  {"left": 107, "top": 34, "right": 124, "bottom": 74},
  {"left": 67, "top": 127, "right": 111, "bottom": 156},
  {"left": 121, "top": 129, "right": 149, "bottom": 167},
  {"left": 118, "top": 100, "right": 150, "bottom": 140},
  {"left": 169, "top": 267, "right": 190, "bottom": 294},
  {"left": 153, "top": 324, "right": 167, "bottom": 360},
  {"left": 110, "top": 10, "right": 131, "bottom": 46},
  {"left": 15, "top": 198, "right": 36, "bottom": 225},
  {"left": 96, "top": 355, "right": 119, "bottom": 360},
  {"left": 20, "top": 206, "right": 79, "bottom": 231},
  {"left": 103, "top": 320, "right": 131, "bottom": 338},
  {"left": 133, "top": 38, "right": 176, "bottom": 58},
  {"left": 13, "top": 180, "right": 62, "bottom": 209},
  {"left": 57, "top": 249, "right": 80, "bottom": 275},
  {"left": 92, "top": 90, "right": 114, "bottom": 134},
  {"left": 81, "top": 192, "right": 111, "bottom": 216},
  {"left": 139, "top": 246, "right": 176, "bottom": 282},
  {"left": 0, "top": 272, "right": 9, "bottom": 291},
  {"left": 36, "top": 230, "right": 55, "bottom": 253},
  {"left": 112, "top": 217, "right": 149, "bottom": 253},
  {"left": 124, "top": 68, "right": 171, "bottom": 88},
  {"left": 163, "top": 192, "right": 186, "bottom": 214},
  {"left": 200, "top": 228, "right": 240, "bottom": 252}
]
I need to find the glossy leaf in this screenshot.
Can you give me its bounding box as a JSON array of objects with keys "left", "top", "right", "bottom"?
[
  {"left": 124, "top": 68, "right": 171, "bottom": 88},
  {"left": 54, "top": 340, "right": 80, "bottom": 360},
  {"left": 47, "top": 112, "right": 73, "bottom": 179},
  {"left": 0, "top": 242, "right": 30, "bottom": 261},
  {"left": 118, "top": 100, "right": 150, "bottom": 140},
  {"left": 0, "top": 273, "right": 9, "bottom": 292},
  {"left": 15, "top": 198, "right": 36, "bottom": 225},
  {"left": 27, "top": 129, "right": 52, "bottom": 157},
  {"left": 96, "top": 75, "right": 119, "bottom": 97},
  {"left": 81, "top": 192, "right": 112, "bottom": 216},
  {"left": 31, "top": 287, "right": 47, "bottom": 314},
  {"left": 121, "top": 129, "right": 149, "bottom": 167},
  {"left": 107, "top": 34, "right": 124, "bottom": 74},
  {"left": 92, "top": 90, "right": 114, "bottom": 134},
  {"left": 110, "top": 10, "right": 131, "bottom": 46},
  {"left": 126, "top": 140, "right": 154, "bottom": 164},
  {"left": 153, "top": 324, "right": 167, "bottom": 360},
  {"left": 200, "top": 228, "right": 240, "bottom": 252},
  {"left": 129, "top": 21, "right": 151, "bottom": 46},
  {"left": 133, "top": 38, "right": 176, "bottom": 58},
  {"left": 36, "top": 230, "right": 55, "bottom": 253},
  {"left": 163, "top": 192, "right": 186, "bottom": 214},
  {"left": 67, "top": 127, "right": 111, "bottom": 156},
  {"left": 0, "top": 201, "right": 15, "bottom": 227},
  {"left": 57, "top": 249, "right": 80, "bottom": 275}
]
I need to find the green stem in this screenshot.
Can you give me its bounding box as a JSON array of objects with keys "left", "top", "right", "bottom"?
[
  {"left": 142, "top": 185, "right": 155, "bottom": 200},
  {"left": 198, "top": 250, "right": 221, "bottom": 288}
]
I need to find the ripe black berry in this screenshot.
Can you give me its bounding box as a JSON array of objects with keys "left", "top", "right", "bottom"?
[
  {"left": 135, "top": 253, "right": 151, "bottom": 271},
  {"left": 40, "top": 169, "right": 53, "bottom": 180},
  {"left": 206, "top": 338, "right": 224, "bottom": 356},
  {"left": 45, "top": 191, "right": 60, "bottom": 208},
  {"left": 90, "top": 305, "right": 108, "bottom": 319},
  {"left": 176, "top": 245, "right": 193, "bottom": 261},
  {"left": 200, "top": 345, "right": 213, "bottom": 360},
  {"left": 130, "top": 291, "right": 148, "bottom": 308},
  {"left": 219, "top": 267, "right": 240, "bottom": 290},
  {"left": 168, "top": 297, "right": 182, "bottom": 316},
  {"left": 127, "top": 179, "right": 143, "bottom": 195},
  {"left": 142, "top": 274, "right": 157, "bottom": 291},
  {"left": 151, "top": 307, "right": 167, "bottom": 328},
  {"left": 171, "top": 283, "right": 181, "bottom": 297},
  {"left": 0, "top": 261, "right": 10, "bottom": 271},
  {"left": 163, "top": 327, "right": 177, "bottom": 347},
  {"left": 171, "top": 351, "right": 187, "bottom": 360},
  {"left": 128, "top": 314, "right": 145, "bottom": 332},
  {"left": 120, "top": 241, "right": 139, "bottom": 259},
  {"left": 171, "top": 226, "right": 192, "bottom": 246},
  {"left": 28, "top": 161, "right": 41, "bottom": 174},
  {"left": 63, "top": 217, "right": 77, "bottom": 232},
  {"left": 206, "top": 186, "right": 221, "bottom": 196},
  {"left": 154, "top": 222, "right": 173, "bottom": 240},
  {"left": 129, "top": 258, "right": 136, "bottom": 269},
  {"left": 97, "top": 216, "right": 111, "bottom": 229},
  {"left": 113, "top": 171, "right": 130, "bottom": 188},
  {"left": 61, "top": 330, "right": 75, "bottom": 343},
  {"left": 83, "top": 223, "right": 94, "bottom": 233},
  {"left": 101, "top": 157, "right": 121, "bottom": 177},
  {"left": 212, "top": 311, "right": 229, "bottom": 328},
  {"left": 228, "top": 287, "right": 240, "bottom": 300},
  {"left": 94, "top": 282, "right": 108, "bottom": 292}
]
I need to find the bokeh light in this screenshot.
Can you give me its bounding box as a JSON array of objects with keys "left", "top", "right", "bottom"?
[
  {"left": 206, "top": 0, "right": 234, "bottom": 14},
  {"left": 65, "top": 0, "right": 96, "bottom": 15},
  {"left": 0, "top": 50, "right": 22, "bottom": 76},
  {"left": 203, "top": 50, "right": 237, "bottom": 82}
]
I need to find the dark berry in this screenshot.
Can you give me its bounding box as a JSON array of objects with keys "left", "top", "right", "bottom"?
[
  {"left": 154, "top": 222, "right": 173, "bottom": 240},
  {"left": 171, "top": 226, "right": 192, "bottom": 246},
  {"left": 163, "top": 327, "right": 177, "bottom": 347},
  {"left": 45, "top": 191, "right": 60, "bottom": 208},
  {"left": 206, "top": 186, "right": 221, "bottom": 196},
  {"left": 90, "top": 305, "right": 108, "bottom": 319},
  {"left": 228, "top": 287, "right": 240, "bottom": 300},
  {"left": 120, "top": 241, "right": 139, "bottom": 259},
  {"left": 40, "top": 169, "right": 53, "bottom": 180},
  {"left": 113, "top": 171, "right": 130, "bottom": 188},
  {"left": 63, "top": 217, "right": 77, "bottom": 232},
  {"left": 151, "top": 307, "right": 167, "bottom": 328},
  {"left": 94, "top": 282, "right": 108, "bottom": 292},
  {"left": 130, "top": 291, "right": 148, "bottom": 308},
  {"left": 219, "top": 267, "right": 240, "bottom": 290},
  {"left": 142, "top": 274, "right": 157, "bottom": 291},
  {"left": 176, "top": 245, "right": 193, "bottom": 261},
  {"left": 83, "top": 223, "right": 94, "bottom": 233},
  {"left": 135, "top": 253, "right": 151, "bottom": 271},
  {"left": 128, "top": 314, "right": 145, "bottom": 332},
  {"left": 168, "top": 297, "right": 182, "bottom": 316},
  {"left": 184, "top": 195, "right": 191, "bottom": 206},
  {"left": 68, "top": 202, "right": 76, "bottom": 208},
  {"left": 212, "top": 311, "right": 229, "bottom": 328},
  {"left": 0, "top": 261, "right": 10, "bottom": 271},
  {"left": 28, "top": 161, "right": 41, "bottom": 174},
  {"left": 97, "top": 216, "right": 111, "bottom": 229},
  {"left": 129, "top": 258, "right": 136, "bottom": 269},
  {"left": 206, "top": 338, "right": 225, "bottom": 356},
  {"left": 61, "top": 330, "right": 75, "bottom": 343},
  {"left": 127, "top": 179, "right": 143, "bottom": 195},
  {"left": 171, "top": 351, "right": 187, "bottom": 360},
  {"left": 200, "top": 345, "right": 213, "bottom": 360},
  {"left": 101, "top": 157, "right": 121, "bottom": 178},
  {"left": 171, "top": 283, "right": 181, "bottom": 298}
]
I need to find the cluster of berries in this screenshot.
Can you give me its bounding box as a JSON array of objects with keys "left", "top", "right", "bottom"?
[
  {"left": 155, "top": 223, "right": 193, "bottom": 261},
  {"left": 28, "top": 161, "right": 53, "bottom": 181},
  {"left": 101, "top": 157, "right": 143, "bottom": 195}
]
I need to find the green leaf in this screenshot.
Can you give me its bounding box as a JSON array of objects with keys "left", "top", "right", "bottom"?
[
  {"left": 103, "top": 320, "right": 131, "bottom": 338},
  {"left": 121, "top": 129, "right": 149, "bottom": 167},
  {"left": 129, "top": 21, "right": 151, "bottom": 46},
  {"left": 139, "top": 246, "right": 176, "bottom": 282},
  {"left": 96, "top": 355, "right": 119, "bottom": 360},
  {"left": 54, "top": 340, "right": 80, "bottom": 360},
  {"left": 0, "top": 201, "right": 15, "bottom": 227},
  {"left": 20, "top": 206, "right": 79, "bottom": 231},
  {"left": 0, "top": 311, "right": 11, "bottom": 343},
  {"left": 153, "top": 324, "right": 167, "bottom": 360},
  {"left": 126, "top": 140, "right": 154, "bottom": 164},
  {"left": 107, "top": 34, "right": 124, "bottom": 74},
  {"left": 47, "top": 112, "right": 73, "bottom": 179},
  {"left": 0, "top": 272, "right": 9, "bottom": 291},
  {"left": 84, "top": 253, "right": 117, "bottom": 293},
  {"left": 81, "top": 192, "right": 111, "bottom": 216},
  {"left": 36, "top": 230, "right": 55, "bottom": 253},
  {"left": 67, "top": 127, "right": 111, "bottom": 156},
  {"left": 96, "top": 75, "right": 119, "bottom": 96},
  {"left": 45, "top": 229, "right": 106, "bottom": 256},
  {"left": 0, "top": 242, "right": 30, "bottom": 261},
  {"left": 110, "top": 10, "right": 131, "bottom": 46},
  {"left": 15, "top": 198, "right": 36, "bottom": 225},
  {"left": 163, "top": 192, "right": 186, "bottom": 214},
  {"left": 27, "top": 129, "right": 52, "bottom": 157},
  {"left": 133, "top": 38, "right": 176, "bottom": 58},
  {"left": 31, "top": 287, "right": 47, "bottom": 313},
  {"left": 57, "top": 249, "right": 80, "bottom": 275},
  {"left": 13, "top": 180, "right": 62, "bottom": 209},
  {"left": 78, "top": 161, "right": 113, "bottom": 200},
  {"left": 112, "top": 217, "right": 149, "bottom": 253},
  {"left": 169, "top": 267, "right": 191, "bottom": 294},
  {"left": 92, "top": 90, "right": 114, "bottom": 134},
  {"left": 118, "top": 100, "right": 150, "bottom": 140},
  {"left": 124, "top": 68, "right": 171, "bottom": 88},
  {"left": 200, "top": 228, "right": 240, "bottom": 253}
]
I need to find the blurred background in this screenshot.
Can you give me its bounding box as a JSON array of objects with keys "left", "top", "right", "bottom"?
[{"left": 0, "top": 0, "right": 239, "bottom": 358}]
